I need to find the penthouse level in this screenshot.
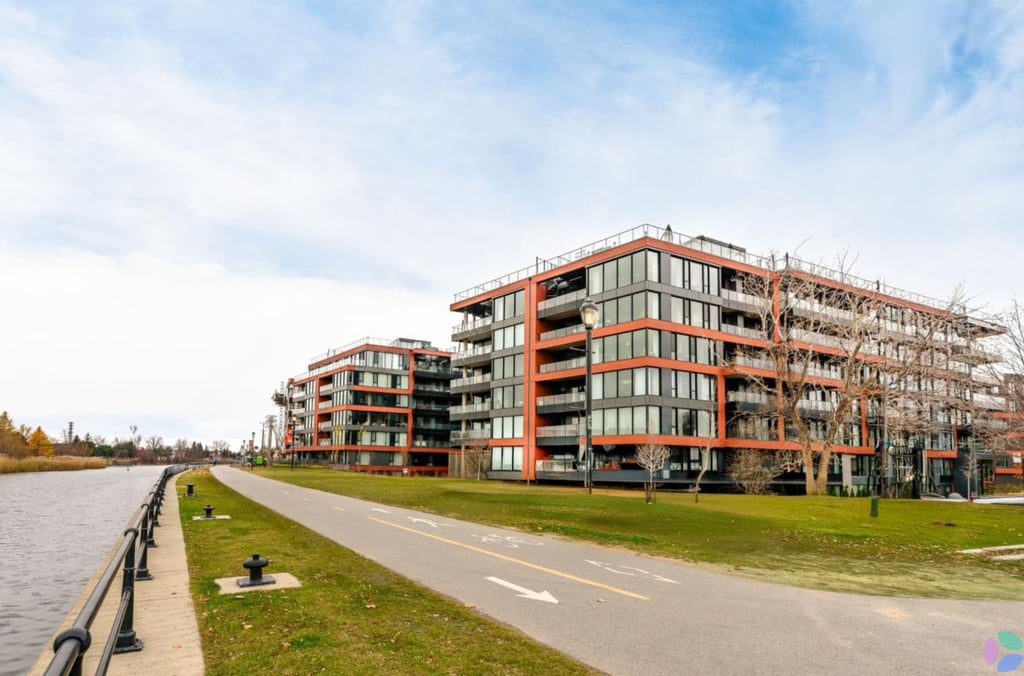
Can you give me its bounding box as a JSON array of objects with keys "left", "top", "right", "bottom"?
[
  {"left": 287, "top": 337, "right": 456, "bottom": 475},
  {"left": 449, "top": 223, "right": 1007, "bottom": 495}
]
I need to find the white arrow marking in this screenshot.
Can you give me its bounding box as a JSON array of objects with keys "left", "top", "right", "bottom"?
[
  {"left": 486, "top": 576, "right": 559, "bottom": 604},
  {"left": 371, "top": 508, "right": 390, "bottom": 513}
]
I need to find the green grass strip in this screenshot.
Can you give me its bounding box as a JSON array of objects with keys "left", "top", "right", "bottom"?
[
  {"left": 260, "top": 466, "right": 1024, "bottom": 600},
  {"left": 180, "top": 469, "right": 597, "bottom": 675}
]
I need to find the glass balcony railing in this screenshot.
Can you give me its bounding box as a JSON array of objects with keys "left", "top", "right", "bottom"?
[
  {"left": 536, "top": 392, "right": 585, "bottom": 407},
  {"left": 539, "top": 356, "right": 586, "bottom": 373}
]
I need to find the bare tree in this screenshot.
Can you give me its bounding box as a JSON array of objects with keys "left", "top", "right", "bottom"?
[
  {"left": 462, "top": 438, "right": 491, "bottom": 480},
  {"left": 174, "top": 438, "right": 190, "bottom": 462},
  {"left": 144, "top": 434, "right": 169, "bottom": 462},
  {"left": 735, "top": 259, "right": 880, "bottom": 494},
  {"left": 636, "top": 441, "right": 670, "bottom": 504},
  {"left": 994, "top": 300, "right": 1024, "bottom": 490},
  {"left": 728, "top": 449, "right": 782, "bottom": 495},
  {"left": 692, "top": 439, "right": 711, "bottom": 503}
]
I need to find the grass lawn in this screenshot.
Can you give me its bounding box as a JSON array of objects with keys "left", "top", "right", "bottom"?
[
  {"left": 180, "top": 469, "right": 597, "bottom": 675},
  {"left": 258, "top": 465, "right": 1024, "bottom": 600}
]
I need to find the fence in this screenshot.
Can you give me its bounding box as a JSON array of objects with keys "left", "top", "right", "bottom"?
[{"left": 43, "top": 464, "right": 191, "bottom": 676}]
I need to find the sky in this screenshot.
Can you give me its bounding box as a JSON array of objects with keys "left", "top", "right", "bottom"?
[{"left": 1, "top": 0, "right": 1022, "bottom": 449}]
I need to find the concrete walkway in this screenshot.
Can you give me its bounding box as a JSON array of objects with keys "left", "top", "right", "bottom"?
[{"left": 30, "top": 475, "right": 204, "bottom": 676}]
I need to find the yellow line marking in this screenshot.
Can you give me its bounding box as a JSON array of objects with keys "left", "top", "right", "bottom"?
[{"left": 367, "top": 516, "right": 649, "bottom": 601}]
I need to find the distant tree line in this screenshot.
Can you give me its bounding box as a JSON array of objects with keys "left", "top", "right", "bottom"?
[{"left": 0, "top": 411, "right": 231, "bottom": 464}]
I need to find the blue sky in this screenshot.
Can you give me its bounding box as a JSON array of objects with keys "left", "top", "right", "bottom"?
[{"left": 1, "top": 0, "right": 1022, "bottom": 448}]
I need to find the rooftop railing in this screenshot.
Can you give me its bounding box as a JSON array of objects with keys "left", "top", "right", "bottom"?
[{"left": 450, "top": 222, "right": 1002, "bottom": 329}]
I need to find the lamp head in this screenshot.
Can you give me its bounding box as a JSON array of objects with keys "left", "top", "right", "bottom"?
[{"left": 579, "top": 298, "right": 599, "bottom": 329}]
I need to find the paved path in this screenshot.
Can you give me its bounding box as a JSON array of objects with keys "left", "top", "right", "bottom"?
[
  {"left": 213, "top": 467, "right": 1024, "bottom": 676},
  {"left": 29, "top": 476, "right": 205, "bottom": 676}
]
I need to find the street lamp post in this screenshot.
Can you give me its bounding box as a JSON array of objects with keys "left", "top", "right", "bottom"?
[{"left": 579, "top": 298, "right": 600, "bottom": 495}]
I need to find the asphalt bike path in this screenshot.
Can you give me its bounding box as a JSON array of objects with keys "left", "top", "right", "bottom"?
[{"left": 212, "top": 467, "right": 1023, "bottom": 675}]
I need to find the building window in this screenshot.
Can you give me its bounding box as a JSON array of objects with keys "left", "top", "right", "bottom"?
[
  {"left": 670, "top": 371, "right": 716, "bottom": 400},
  {"left": 493, "top": 323, "right": 525, "bottom": 350},
  {"left": 674, "top": 335, "right": 719, "bottom": 365},
  {"left": 490, "top": 446, "right": 523, "bottom": 471},
  {"left": 672, "top": 408, "right": 716, "bottom": 437},
  {"left": 593, "top": 406, "right": 660, "bottom": 434},
  {"left": 494, "top": 290, "right": 525, "bottom": 321},
  {"left": 492, "top": 415, "right": 524, "bottom": 439}
]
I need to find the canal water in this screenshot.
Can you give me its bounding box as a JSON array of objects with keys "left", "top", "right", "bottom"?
[{"left": 0, "top": 465, "right": 169, "bottom": 676}]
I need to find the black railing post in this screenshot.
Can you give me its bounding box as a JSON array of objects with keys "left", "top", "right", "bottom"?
[
  {"left": 151, "top": 483, "right": 163, "bottom": 528},
  {"left": 137, "top": 506, "right": 153, "bottom": 580},
  {"left": 50, "top": 627, "right": 90, "bottom": 676},
  {"left": 146, "top": 500, "right": 158, "bottom": 548},
  {"left": 113, "top": 528, "right": 143, "bottom": 653}
]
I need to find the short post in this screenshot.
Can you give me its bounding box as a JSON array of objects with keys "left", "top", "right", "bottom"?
[
  {"left": 186, "top": 483, "right": 195, "bottom": 498},
  {"left": 113, "top": 528, "right": 143, "bottom": 653},
  {"left": 203, "top": 505, "right": 215, "bottom": 519},
  {"left": 238, "top": 553, "right": 274, "bottom": 587}
]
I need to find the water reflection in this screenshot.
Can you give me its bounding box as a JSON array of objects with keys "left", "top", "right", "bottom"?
[{"left": 0, "top": 465, "right": 169, "bottom": 676}]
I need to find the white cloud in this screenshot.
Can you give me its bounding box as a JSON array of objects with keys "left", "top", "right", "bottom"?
[
  {"left": 0, "top": 244, "right": 452, "bottom": 444},
  {"left": 1, "top": 1, "right": 1022, "bottom": 444}
]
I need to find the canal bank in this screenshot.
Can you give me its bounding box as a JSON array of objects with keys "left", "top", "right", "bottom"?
[
  {"left": 29, "top": 475, "right": 204, "bottom": 676},
  {"left": 0, "top": 465, "right": 176, "bottom": 676}
]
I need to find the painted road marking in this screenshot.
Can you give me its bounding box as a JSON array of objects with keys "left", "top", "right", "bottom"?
[
  {"left": 586, "top": 560, "right": 680, "bottom": 584},
  {"left": 333, "top": 506, "right": 345, "bottom": 512},
  {"left": 486, "top": 576, "right": 558, "bottom": 603},
  {"left": 303, "top": 497, "right": 311, "bottom": 502},
  {"left": 368, "top": 516, "right": 649, "bottom": 600},
  {"left": 407, "top": 517, "right": 454, "bottom": 528},
  {"left": 472, "top": 534, "right": 544, "bottom": 548},
  {"left": 371, "top": 507, "right": 390, "bottom": 514}
]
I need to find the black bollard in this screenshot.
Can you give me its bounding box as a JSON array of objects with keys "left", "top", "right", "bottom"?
[
  {"left": 238, "top": 553, "right": 275, "bottom": 587},
  {"left": 186, "top": 483, "right": 195, "bottom": 498},
  {"left": 203, "top": 505, "right": 214, "bottom": 519}
]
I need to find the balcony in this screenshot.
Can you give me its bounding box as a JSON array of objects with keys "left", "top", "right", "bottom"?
[
  {"left": 973, "top": 392, "right": 1006, "bottom": 411},
  {"left": 726, "top": 391, "right": 771, "bottom": 406},
  {"left": 539, "top": 324, "right": 584, "bottom": 342},
  {"left": 413, "top": 382, "right": 450, "bottom": 393},
  {"left": 451, "top": 373, "right": 492, "bottom": 392},
  {"left": 537, "top": 391, "right": 585, "bottom": 408},
  {"left": 795, "top": 399, "right": 835, "bottom": 414},
  {"left": 450, "top": 402, "right": 492, "bottom": 421},
  {"left": 537, "top": 289, "right": 589, "bottom": 320},
  {"left": 452, "top": 316, "right": 493, "bottom": 341},
  {"left": 412, "top": 401, "right": 448, "bottom": 411},
  {"left": 721, "top": 323, "right": 763, "bottom": 340},
  {"left": 731, "top": 354, "right": 775, "bottom": 372},
  {"left": 720, "top": 288, "right": 766, "bottom": 311},
  {"left": 451, "top": 344, "right": 493, "bottom": 366},
  {"left": 539, "top": 356, "right": 586, "bottom": 374},
  {"left": 950, "top": 344, "right": 1000, "bottom": 365},
  {"left": 451, "top": 428, "right": 492, "bottom": 442},
  {"left": 536, "top": 423, "right": 582, "bottom": 437}
]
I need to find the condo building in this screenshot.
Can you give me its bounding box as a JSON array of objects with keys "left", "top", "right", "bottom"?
[
  {"left": 449, "top": 223, "right": 1009, "bottom": 495},
  {"left": 287, "top": 337, "right": 455, "bottom": 475}
]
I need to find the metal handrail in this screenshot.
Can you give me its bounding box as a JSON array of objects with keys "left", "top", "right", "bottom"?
[{"left": 44, "top": 464, "right": 191, "bottom": 676}]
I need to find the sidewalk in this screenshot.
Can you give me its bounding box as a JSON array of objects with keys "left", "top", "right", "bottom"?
[{"left": 30, "top": 476, "right": 205, "bottom": 676}]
